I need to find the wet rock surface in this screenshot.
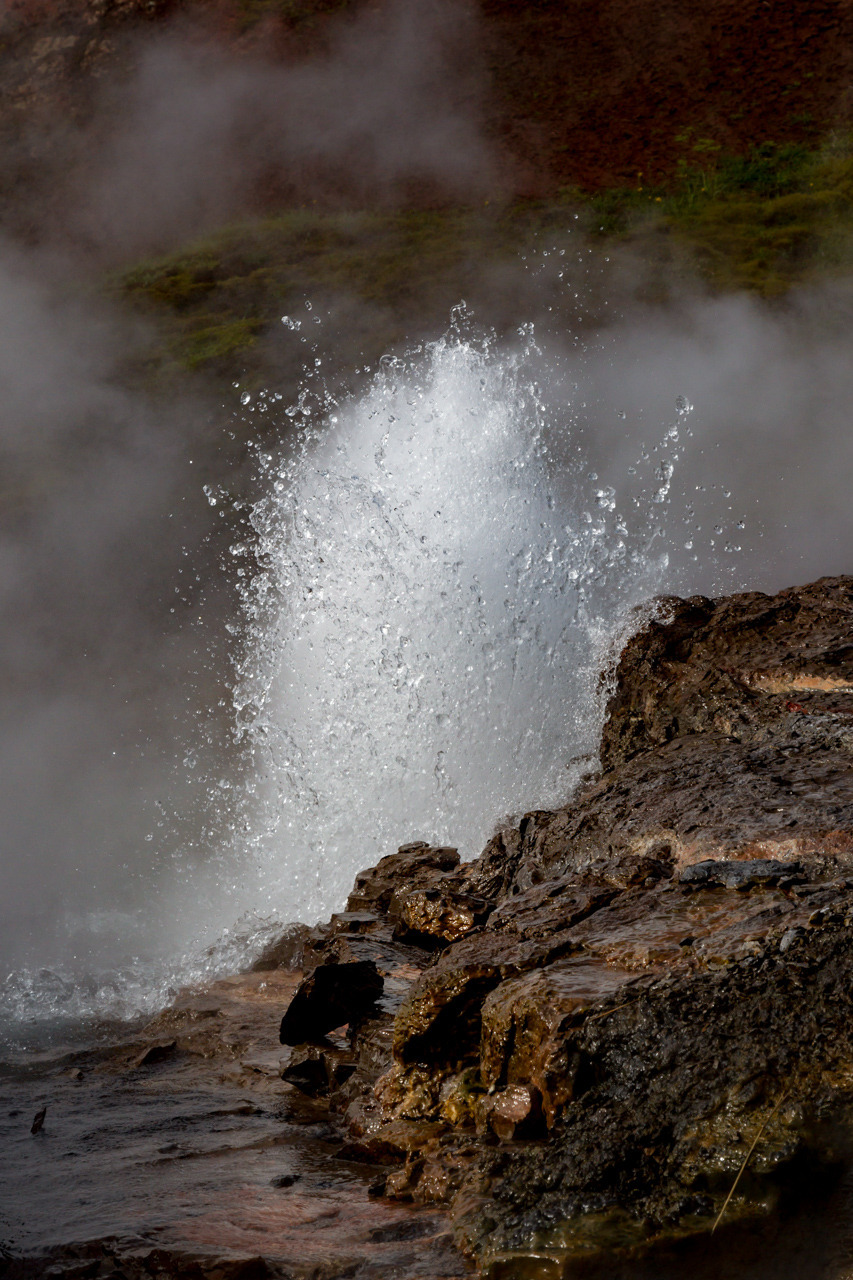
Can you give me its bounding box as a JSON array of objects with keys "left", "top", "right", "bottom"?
[
  {"left": 270, "top": 576, "right": 853, "bottom": 1277},
  {"left": 0, "top": 967, "right": 472, "bottom": 1280},
  {"left": 7, "top": 576, "right": 853, "bottom": 1279}
]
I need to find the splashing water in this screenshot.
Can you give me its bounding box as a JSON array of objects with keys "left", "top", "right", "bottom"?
[
  {"left": 231, "top": 326, "right": 672, "bottom": 924},
  {"left": 1, "top": 321, "right": 689, "bottom": 1032}
]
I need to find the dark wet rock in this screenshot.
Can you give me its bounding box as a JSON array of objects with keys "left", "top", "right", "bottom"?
[
  {"left": 279, "top": 961, "right": 384, "bottom": 1046},
  {"left": 509, "top": 726, "right": 853, "bottom": 889},
  {"left": 1, "top": 964, "right": 474, "bottom": 1280},
  {"left": 274, "top": 577, "right": 853, "bottom": 1277},
  {"left": 131, "top": 1040, "right": 177, "bottom": 1068},
  {"left": 459, "top": 827, "right": 523, "bottom": 902},
  {"left": 251, "top": 923, "right": 312, "bottom": 972},
  {"left": 280, "top": 1044, "right": 357, "bottom": 1097},
  {"left": 679, "top": 857, "right": 803, "bottom": 889},
  {"left": 600, "top": 576, "right": 853, "bottom": 771}
]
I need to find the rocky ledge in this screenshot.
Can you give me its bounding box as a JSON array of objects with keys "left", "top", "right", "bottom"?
[{"left": 272, "top": 576, "right": 853, "bottom": 1278}]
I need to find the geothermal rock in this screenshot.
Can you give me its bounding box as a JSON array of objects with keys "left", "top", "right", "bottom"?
[
  {"left": 278, "top": 960, "right": 384, "bottom": 1045},
  {"left": 274, "top": 576, "right": 853, "bottom": 1277}
]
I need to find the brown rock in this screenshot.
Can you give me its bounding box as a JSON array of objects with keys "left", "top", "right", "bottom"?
[
  {"left": 279, "top": 960, "right": 384, "bottom": 1046},
  {"left": 280, "top": 1044, "right": 356, "bottom": 1097},
  {"left": 347, "top": 843, "right": 461, "bottom": 914},
  {"left": 480, "top": 957, "right": 638, "bottom": 1126},
  {"left": 392, "top": 885, "right": 491, "bottom": 946},
  {"left": 251, "top": 923, "right": 311, "bottom": 972},
  {"left": 474, "top": 1084, "right": 542, "bottom": 1142},
  {"left": 601, "top": 576, "right": 853, "bottom": 771},
  {"left": 131, "top": 1040, "right": 177, "bottom": 1068}
]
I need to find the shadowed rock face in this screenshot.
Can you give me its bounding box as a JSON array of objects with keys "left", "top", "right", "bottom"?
[{"left": 273, "top": 576, "right": 853, "bottom": 1277}]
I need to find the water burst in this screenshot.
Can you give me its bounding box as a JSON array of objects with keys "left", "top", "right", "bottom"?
[
  {"left": 0, "top": 322, "right": 692, "bottom": 1031},
  {"left": 233, "top": 328, "right": 670, "bottom": 924}
]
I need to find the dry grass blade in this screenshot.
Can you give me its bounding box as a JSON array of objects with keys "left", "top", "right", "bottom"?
[
  {"left": 711, "top": 1089, "right": 790, "bottom": 1234},
  {"left": 585, "top": 1000, "right": 636, "bottom": 1023}
]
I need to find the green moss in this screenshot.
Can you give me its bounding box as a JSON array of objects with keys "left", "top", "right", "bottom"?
[
  {"left": 175, "top": 317, "right": 263, "bottom": 370},
  {"left": 716, "top": 141, "right": 812, "bottom": 197},
  {"left": 115, "top": 206, "right": 508, "bottom": 378},
  {"left": 574, "top": 134, "right": 853, "bottom": 295},
  {"left": 113, "top": 133, "right": 853, "bottom": 384}
]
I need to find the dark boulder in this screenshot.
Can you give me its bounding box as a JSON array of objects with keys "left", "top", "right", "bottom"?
[{"left": 279, "top": 960, "right": 384, "bottom": 1045}]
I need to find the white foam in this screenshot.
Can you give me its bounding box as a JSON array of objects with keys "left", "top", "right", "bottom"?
[{"left": 1, "top": 322, "right": 679, "bottom": 1033}]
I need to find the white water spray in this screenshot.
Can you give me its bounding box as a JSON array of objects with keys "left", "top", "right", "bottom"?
[{"left": 231, "top": 324, "right": 671, "bottom": 924}]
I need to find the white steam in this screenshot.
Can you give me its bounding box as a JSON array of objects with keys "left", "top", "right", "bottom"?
[{"left": 75, "top": 0, "right": 495, "bottom": 259}]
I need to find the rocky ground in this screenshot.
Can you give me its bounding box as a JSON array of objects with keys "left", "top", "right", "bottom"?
[
  {"left": 265, "top": 575, "right": 853, "bottom": 1278},
  {"left": 0, "top": 966, "right": 473, "bottom": 1280},
  {"left": 8, "top": 575, "right": 853, "bottom": 1278}
]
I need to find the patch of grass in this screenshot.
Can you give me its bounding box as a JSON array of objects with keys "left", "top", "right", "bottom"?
[
  {"left": 576, "top": 133, "right": 853, "bottom": 295},
  {"left": 717, "top": 141, "right": 811, "bottom": 197},
  {"left": 114, "top": 133, "right": 853, "bottom": 384},
  {"left": 115, "top": 204, "right": 564, "bottom": 380},
  {"left": 664, "top": 137, "right": 853, "bottom": 293},
  {"left": 176, "top": 317, "right": 264, "bottom": 370}
]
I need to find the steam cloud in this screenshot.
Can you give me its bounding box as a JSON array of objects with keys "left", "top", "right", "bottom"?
[
  {"left": 549, "top": 284, "right": 853, "bottom": 592},
  {"left": 72, "top": 0, "right": 495, "bottom": 259},
  {"left": 0, "top": 238, "right": 254, "bottom": 996}
]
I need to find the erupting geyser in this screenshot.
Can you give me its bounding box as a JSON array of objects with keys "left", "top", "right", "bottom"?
[
  {"left": 1, "top": 319, "right": 689, "bottom": 1031},
  {"left": 231, "top": 323, "right": 675, "bottom": 925}
]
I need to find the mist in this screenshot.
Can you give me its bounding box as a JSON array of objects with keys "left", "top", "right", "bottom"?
[
  {"left": 531, "top": 281, "right": 853, "bottom": 595},
  {"left": 67, "top": 0, "right": 495, "bottom": 260},
  {"left": 0, "top": 238, "right": 236, "bottom": 987}
]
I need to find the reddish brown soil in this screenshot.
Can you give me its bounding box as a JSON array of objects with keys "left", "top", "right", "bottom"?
[
  {"left": 481, "top": 0, "right": 853, "bottom": 189},
  {"left": 1, "top": 0, "right": 852, "bottom": 204}
]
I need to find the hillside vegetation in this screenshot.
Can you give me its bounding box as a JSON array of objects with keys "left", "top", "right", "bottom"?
[
  {"left": 4, "top": 0, "right": 853, "bottom": 383},
  {"left": 116, "top": 132, "right": 853, "bottom": 380}
]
